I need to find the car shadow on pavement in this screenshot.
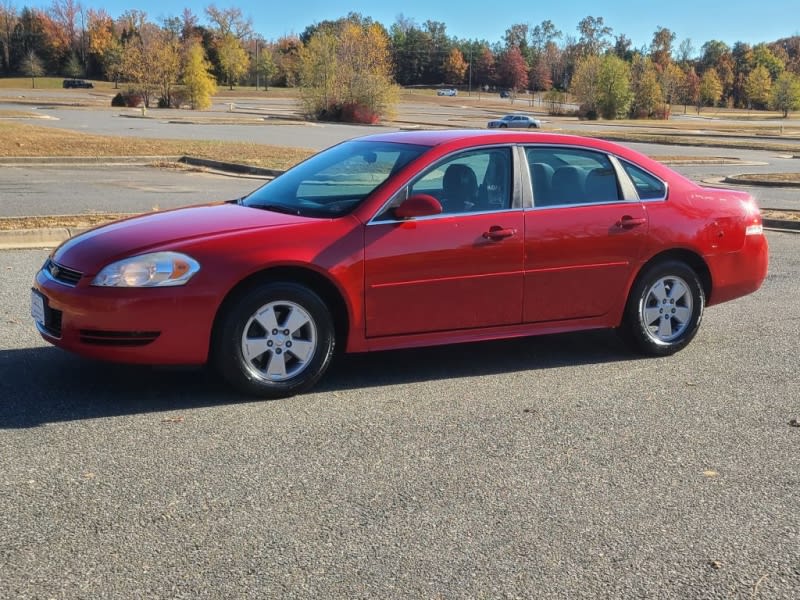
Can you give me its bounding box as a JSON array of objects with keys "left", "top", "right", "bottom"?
[{"left": 1, "top": 330, "right": 635, "bottom": 428}]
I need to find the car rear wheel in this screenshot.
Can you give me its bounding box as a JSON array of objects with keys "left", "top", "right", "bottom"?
[
  {"left": 214, "top": 282, "right": 335, "bottom": 398},
  {"left": 620, "top": 260, "right": 704, "bottom": 356}
]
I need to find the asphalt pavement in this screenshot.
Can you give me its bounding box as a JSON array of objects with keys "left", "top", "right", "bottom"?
[{"left": 1, "top": 233, "right": 798, "bottom": 598}]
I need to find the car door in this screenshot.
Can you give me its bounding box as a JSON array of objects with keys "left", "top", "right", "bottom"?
[
  {"left": 364, "top": 147, "right": 525, "bottom": 337},
  {"left": 523, "top": 146, "right": 648, "bottom": 323}
]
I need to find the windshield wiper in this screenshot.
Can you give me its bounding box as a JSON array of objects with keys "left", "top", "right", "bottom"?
[{"left": 250, "top": 203, "right": 302, "bottom": 216}]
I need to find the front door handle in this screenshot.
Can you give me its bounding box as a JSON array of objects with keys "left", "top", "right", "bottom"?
[
  {"left": 617, "top": 215, "right": 646, "bottom": 229},
  {"left": 482, "top": 226, "right": 516, "bottom": 241}
]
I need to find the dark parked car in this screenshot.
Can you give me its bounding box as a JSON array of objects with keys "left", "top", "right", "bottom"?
[
  {"left": 32, "top": 130, "right": 769, "bottom": 399},
  {"left": 62, "top": 79, "right": 93, "bottom": 89}
]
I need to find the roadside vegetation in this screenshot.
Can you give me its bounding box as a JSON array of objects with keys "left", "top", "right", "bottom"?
[
  {"left": 0, "top": 121, "right": 314, "bottom": 169},
  {"left": 3, "top": 4, "right": 800, "bottom": 121}
]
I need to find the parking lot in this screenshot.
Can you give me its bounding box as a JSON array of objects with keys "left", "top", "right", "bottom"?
[{"left": 1, "top": 230, "right": 798, "bottom": 598}]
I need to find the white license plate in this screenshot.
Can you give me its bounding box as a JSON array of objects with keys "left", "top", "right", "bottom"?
[{"left": 31, "top": 289, "right": 45, "bottom": 324}]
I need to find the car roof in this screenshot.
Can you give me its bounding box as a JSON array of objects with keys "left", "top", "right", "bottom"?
[{"left": 352, "top": 129, "right": 685, "bottom": 182}]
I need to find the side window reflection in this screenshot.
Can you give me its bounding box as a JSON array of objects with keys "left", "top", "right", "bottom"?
[{"left": 526, "top": 147, "right": 622, "bottom": 207}]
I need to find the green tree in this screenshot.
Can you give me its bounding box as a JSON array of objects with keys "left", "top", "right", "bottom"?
[
  {"left": 597, "top": 54, "right": 632, "bottom": 119},
  {"left": 64, "top": 50, "right": 82, "bottom": 77},
  {"left": 771, "top": 72, "right": 800, "bottom": 117},
  {"left": 752, "top": 43, "right": 785, "bottom": 80},
  {"left": 745, "top": 64, "right": 772, "bottom": 108},
  {"left": 630, "top": 55, "right": 662, "bottom": 118},
  {"left": 217, "top": 33, "right": 250, "bottom": 89},
  {"left": 22, "top": 49, "right": 44, "bottom": 87},
  {"left": 182, "top": 39, "right": 216, "bottom": 109},
  {"left": 255, "top": 46, "right": 276, "bottom": 90},
  {"left": 699, "top": 68, "right": 722, "bottom": 111},
  {"left": 570, "top": 53, "right": 602, "bottom": 116}
]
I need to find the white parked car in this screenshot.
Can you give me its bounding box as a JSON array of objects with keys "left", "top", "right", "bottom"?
[
  {"left": 487, "top": 114, "right": 542, "bottom": 129},
  {"left": 437, "top": 88, "right": 458, "bottom": 96}
]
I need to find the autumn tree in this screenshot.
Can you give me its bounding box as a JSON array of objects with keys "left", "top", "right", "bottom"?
[
  {"left": 771, "top": 71, "right": 800, "bottom": 116},
  {"left": 474, "top": 46, "right": 496, "bottom": 91},
  {"left": 120, "top": 18, "right": 180, "bottom": 107},
  {"left": 650, "top": 26, "right": 675, "bottom": 70},
  {"left": 659, "top": 63, "right": 684, "bottom": 108},
  {"left": 273, "top": 35, "right": 301, "bottom": 87},
  {"left": 300, "top": 21, "right": 398, "bottom": 122},
  {"left": 745, "top": 64, "right": 772, "bottom": 108},
  {"left": 216, "top": 33, "right": 249, "bottom": 89},
  {"left": 497, "top": 45, "right": 528, "bottom": 99},
  {"left": 182, "top": 39, "right": 216, "bottom": 109},
  {"left": 299, "top": 29, "right": 338, "bottom": 116},
  {"left": 682, "top": 66, "right": 700, "bottom": 113},
  {"left": 699, "top": 68, "right": 723, "bottom": 111},
  {"left": 442, "top": 47, "right": 467, "bottom": 85}
]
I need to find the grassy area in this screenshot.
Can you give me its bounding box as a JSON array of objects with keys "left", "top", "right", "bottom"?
[{"left": 0, "top": 121, "right": 314, "bottom": 170}]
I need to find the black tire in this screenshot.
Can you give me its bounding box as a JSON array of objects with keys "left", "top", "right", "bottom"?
[
  {"left": 620, "top": 260, "right": 705, "bottom": 356},
  {"left": 500, "top": 123, "right": 507, "bottom": 128},
  {"left": 213, "top": 282, "right": 335, "bottom": 398}
]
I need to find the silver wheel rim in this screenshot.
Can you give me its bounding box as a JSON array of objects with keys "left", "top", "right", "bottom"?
[
  {"left": 241, "top": 300, "right": 317, "bottom": 382},
  {"left": 640, "top": 275, "right": 694, "bottom": 344}
]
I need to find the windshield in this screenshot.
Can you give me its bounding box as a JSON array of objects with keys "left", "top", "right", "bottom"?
[{"left": 243, "top": 140, "right": 428, "bottom": 218}]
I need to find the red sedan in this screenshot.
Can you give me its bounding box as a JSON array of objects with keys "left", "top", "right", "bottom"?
[{"left": 32, "top": 131, "right": 769, "bottom": 398}]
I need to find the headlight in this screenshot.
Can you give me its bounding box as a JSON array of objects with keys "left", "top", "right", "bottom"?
[{"left": 92, "top": 252, "right": 200, "bottom": 287}]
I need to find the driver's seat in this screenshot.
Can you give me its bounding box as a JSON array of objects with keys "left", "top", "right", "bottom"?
[{"left": 441, "top": 164, "right": 478, "bottom": 213}]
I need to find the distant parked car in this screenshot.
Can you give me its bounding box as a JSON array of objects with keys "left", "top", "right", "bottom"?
[
  {"left": 488, "top": 114, "right": 542, "bottom": 129},
  {"left": 62, "top": 79, "right": 93, "bottom": 89},
  {"left": 437, "top": 88, "right": 457, "bottom": 96},
  {"left": 499, "top": 90, "right": 511, "bottom": 98}
]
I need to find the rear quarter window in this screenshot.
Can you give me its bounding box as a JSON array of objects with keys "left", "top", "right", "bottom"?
[{"left": 621, "top": 161, "right": 667, "bottom": 200}]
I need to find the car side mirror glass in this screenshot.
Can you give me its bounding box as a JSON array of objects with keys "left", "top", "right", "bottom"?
[{"left": 394, "top": 194, "right": 443, "bottom": 219}]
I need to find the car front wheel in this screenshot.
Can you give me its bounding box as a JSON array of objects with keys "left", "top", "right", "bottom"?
[
  {"left": 621, "top": 261, "right": 705, "bottom": 356},
  {"left": 214, "top": 282, "right": 335, "bottom": 398}
]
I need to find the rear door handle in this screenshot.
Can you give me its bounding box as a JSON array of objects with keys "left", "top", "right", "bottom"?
[
  {"left": 482, "top": 226, "right": 516, "bottom": 241},
  {"left": 617, "top": 215, "right": 646, "bottom": 228}
]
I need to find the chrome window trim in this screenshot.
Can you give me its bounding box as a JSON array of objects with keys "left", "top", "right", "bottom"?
[
  {"left": 367, "top": 143, "right": 522, "bottom": 226},
  {"left": 519, "top": 143, "right": 669, "bottom": 210},
  {"left": 616, "top": 157, "right": 669, "bottom": 203}
]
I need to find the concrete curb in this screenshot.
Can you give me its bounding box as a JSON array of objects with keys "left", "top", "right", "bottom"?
[
  {"left": 724, "top": 175, "right": 800, "bottom": 188},
  {"left": 0, "top": 226, "right": 91, "bottom": 250},
  {"left": 0, "top": 155, "right": 182, "bottom": 166}
]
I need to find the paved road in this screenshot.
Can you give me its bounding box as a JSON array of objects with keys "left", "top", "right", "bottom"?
[
  {"left": 1, "top": 232, "right": 798, "bottom": 598},
  {"left": 1, "top": 150, "right": 797, "bottom": 218},
  {"left": 0, "top": 164, "right": 261, "bottom": 217}
]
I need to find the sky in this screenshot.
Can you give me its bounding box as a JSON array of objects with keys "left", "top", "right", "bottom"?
[{"left": 38, "top": 0, "right": 800, "bottom": 51}]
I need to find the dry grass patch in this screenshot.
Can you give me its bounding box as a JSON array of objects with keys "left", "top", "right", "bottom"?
[
  {"left": 0, "top": 121, "right": 314, "bottom": 170},
  {"left": 0, "top": 213, "right": 134, "bottom": 231}
]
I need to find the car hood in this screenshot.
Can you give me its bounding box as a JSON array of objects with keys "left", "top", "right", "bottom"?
[{"left": 53, "top": 202, "right": 310, "bottom": 272}]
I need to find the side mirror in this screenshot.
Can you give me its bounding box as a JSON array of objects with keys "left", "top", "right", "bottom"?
[{"left": 394, "top": 194, "right": 443, "bottom": 219}]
